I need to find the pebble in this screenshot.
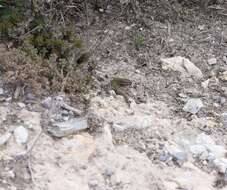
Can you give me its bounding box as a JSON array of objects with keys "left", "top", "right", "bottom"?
[
  {"left": 183, "top": 98, "right": 203, "bottom": 114},
  {"left": 159, "top": 152, "right": 170, "bottom": 162},
  {"left": 223, "top": 56, "right": 227, "bottom": 64},
  {"left": 221, "top": 112, "right": 227, "bottom": 127},
  {"left": 88, "top": 179, "right": 99, "bottom": 187},
  {"left": 0, "top": 88, "right": 4, "bottom": 95},
  {"left": 41, "top": 97, "right": 52, "bottom": 109},
  {"left": 220, "top": 71, "right": 227, "bottom": 81},
  {"left": 201, "top": 79, "right": 209, "bottom": 89},
  {"left": 0, "top": 132, "right": 12, "bottom": 145},
  {"left": 14, "top": 126, "right": 28, "bottom": 144},
  {"left": 212, "top": 95, "right": 225, "bottom": 105},
  {"left": 171, "top": 151, "right": 188, "bottom": 166},
  {"left": 104, "top": 167, "right": 114, "bottom": 177},
  {"left": 207, "top": 153, "right": 216, "bottom": 163},
  {"left": 207, "top": 58, "right": 217, "bottom": 65},
  {"left": 17, "top": 102, "right": 26, "bottom": 108}
]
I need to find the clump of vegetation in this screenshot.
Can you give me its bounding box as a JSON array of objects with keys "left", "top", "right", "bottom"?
[
  {"left": 0, "top": 0, "right": 92, "bottom": 98},
  {"left": 134, "top": 34, "right": 145, "bottom": 50}
]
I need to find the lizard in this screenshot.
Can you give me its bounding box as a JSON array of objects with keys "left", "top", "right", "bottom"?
[{"left": 110, "top": 77, "right": 132, "bottom": 105}]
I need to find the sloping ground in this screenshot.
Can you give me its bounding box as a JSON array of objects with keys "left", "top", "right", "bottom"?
[
  {"left": 0, "top": 94, "right": 221, "bottom": 190},
  {"left": 1, "top": 1, "right": 227, "bottom": 190}
]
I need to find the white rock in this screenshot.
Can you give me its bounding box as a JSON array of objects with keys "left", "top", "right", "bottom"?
[
  {"left": 198, "top": 25, "right": 205, "bottom": 30},
  {"left": 190, "top": 145, "right": 208, "bottom": 158},
  {"left": 201, "top": 79, "right": 209, "bottom": 89},
  {"left": 17, "top": 102, "right": 26, "bottom": 108},
  {"left": 220, "top": 71, "right": 227, "bottom": 81},
  {"left": 206, "top": 145, "right": 226, "bottom": 158},
  {"left": 196, "top": 133, "right": 215, "bottom": 145},
  {"left": 14, "top": 126, "right": 28, "bottom": 144},
  {"left": 0, "top": 132, "right": 11, "bottom": 145},
  {"left": 196, "top": 133, "right": 226, "bottom": 158},
  {"left": 207, "top": 58, "right": 217, "bottom": 65},
  {"left": 0, "top": 88, "right": 4, "bottom": 95},
  {"left": 50, "top": 117, "right": 88, "bottom": 138},
  {"left": 183, "top": 98, "right": 203, "bottom": 114},
  {"left": 161, "top": 56, "right": 203, "bottom": 79},
  {"left": 213, "top": 158, "right": 227, "bottom": 173}
]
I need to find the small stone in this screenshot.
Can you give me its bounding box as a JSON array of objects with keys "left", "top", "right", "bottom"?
[
  {"left": 201, "top": 79, "right": 209, "bottom": 89},
  {"left": 41, "top": 97, "right": 52, "bottom": 109},
  {"left": 88, "top": 179, "right": 99, "bottom": 187},
  {"left": 161, "top": 56, "right": 203, "bottom": 79},
  {"left": 0, "top": 88, "right": 4, "bottom": 95},
  {"left": 207, "top": 153, "right": 216, "bottom": 163},
  {"left": 198, "top": 25, "right": 205, "bottom": 30},
  {"left": 223, "top": 56, "right": 227, "bottom": 64},
  {"left": 221, "top": 112, "right": 227, "bottom": 127},
  {"left": 159, "top": 152, "right": 170, "bottom": 162},
  {"left": 14, "top": 126, "right": 28, "bottom": 144},
  {"left": 25, "top": 93, "right": 36, "bottom": 101},
  {"left": 17, "top": 102, "right": 26, "bottom": 108},
  {"left": 220, "top": 97, "right": 226, "bottom": 105},
  {"left": 220, "top": 71, "right": 227, "bottom": 81},
  {"left": 171, "top": 151, "right": 188, "bottom": 166},
  {"left": 207, "top": 58, "right": 217, "bottom": 65},
  {"left": 212, "top": 95, "right": 225, "bottom": 105},
  {"left": 183, "top": 98, "right": 203, "bottom": 114},
  {"left": 104, "top": 167, "right": 114, "bottom": 177},
  {"left": 0, "top": 132, "right": 11, "bottom": 145},
  {"left": 125, "top": 26, "right": 132, "bottom": 30},
  {"left": 206, "top": 118, "right": 219, "bottom": 128}
]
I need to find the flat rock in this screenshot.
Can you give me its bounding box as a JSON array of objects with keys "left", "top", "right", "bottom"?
[
  {"left": 183, "top": 98, "right": 203, "bottom": 114},
  {"left": 207, "top": 58, "right": 217, "bottom": 65},
  {"left": 49, "top": 117, "right": 88, "bottom": 138},
  {"left": 161, "top": 56, "right": 203, "bottom": 79}
]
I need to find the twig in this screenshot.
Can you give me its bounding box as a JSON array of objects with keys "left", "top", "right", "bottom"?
[
  {"left": 27, "top": 154, "right": 36, "bottom": 184},
  {"left": 25, "top": 130, "right": 43, "bottom": 156}
]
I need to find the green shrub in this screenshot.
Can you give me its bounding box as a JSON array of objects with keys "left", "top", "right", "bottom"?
[{"left": 0, "top": 0, "right": 27, "bottom": 36}]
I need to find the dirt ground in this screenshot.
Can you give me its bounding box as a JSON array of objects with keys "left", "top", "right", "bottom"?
[{"left": 1, "top": 1, "right": 227, "bottom": 190}]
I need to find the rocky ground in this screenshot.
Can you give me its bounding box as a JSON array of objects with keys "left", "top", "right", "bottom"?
[{"left": 2, "top": 1, "right": 227, "bottom": 190}]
